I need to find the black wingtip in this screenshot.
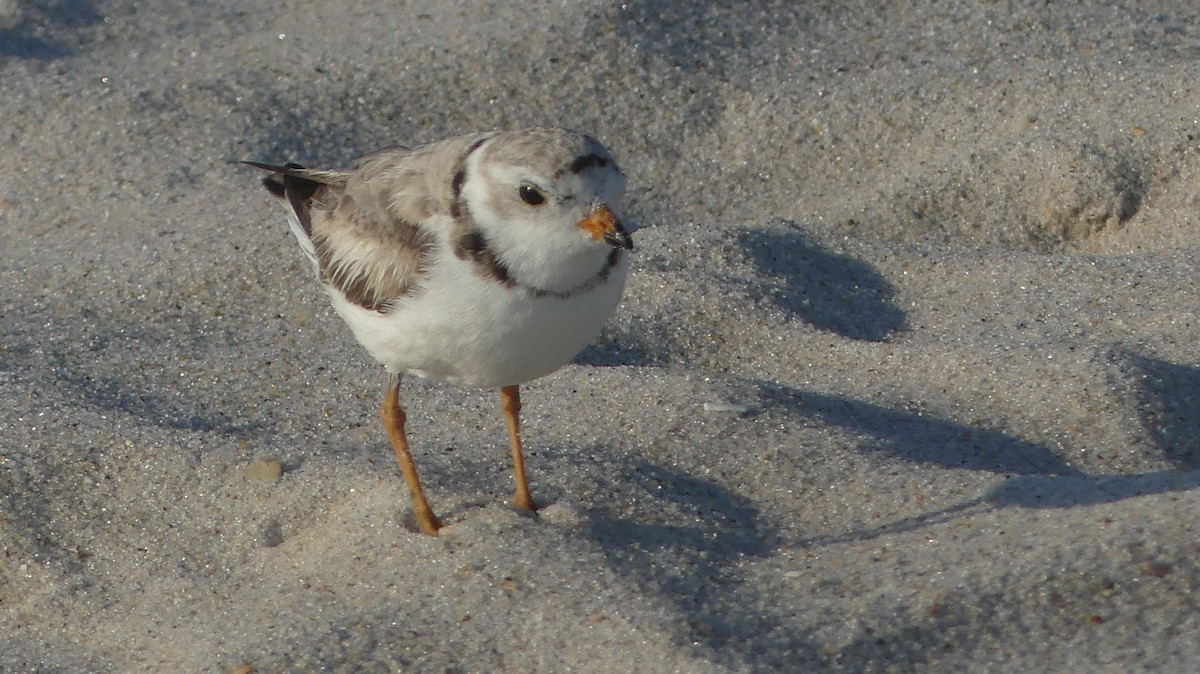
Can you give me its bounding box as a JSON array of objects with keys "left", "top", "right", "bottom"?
[
  {"left": 243, "top": 161, "right": 308, "bottom": 200},
  {"left": 261, "top": 174, "right": 286, "bottom": 198}
]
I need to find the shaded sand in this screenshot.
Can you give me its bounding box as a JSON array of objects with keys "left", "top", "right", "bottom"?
[{"left": 4, "top": 1, "right": 1200, "bottom": 671}]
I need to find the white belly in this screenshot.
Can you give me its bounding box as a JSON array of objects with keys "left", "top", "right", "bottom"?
[{"left": 326, "top": 250, "right": 629, "bottom": 388}]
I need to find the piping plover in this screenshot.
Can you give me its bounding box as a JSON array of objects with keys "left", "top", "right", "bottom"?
[{"left": 245, "top": 128, "right": 632, "bottom": 535}]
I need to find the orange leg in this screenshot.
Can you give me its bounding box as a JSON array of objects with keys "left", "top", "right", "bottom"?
[
  {"left": 500, "top": 385, "right": 535, "bottom": 511},
  {"left": 380, "top": 375, "right": 442, "bottom": 536}
]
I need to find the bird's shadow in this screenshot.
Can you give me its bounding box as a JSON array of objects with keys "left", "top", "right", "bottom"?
[
  {"left": 578, "top": 375, "right": 1071, "bottom": 667},
  {"left": 581, "top": 355, "right": 1200, "bottom": 667},
  {"left": 754, "top": 380, "right": 1078, "bottom": 476},
  {"left": 763, "top": 356, "right": 1200, "bottom": 548}
]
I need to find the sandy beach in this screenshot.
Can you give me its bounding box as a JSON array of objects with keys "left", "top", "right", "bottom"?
[{"left": 4, "top": 1, "right": 1200, "bottom": 671}]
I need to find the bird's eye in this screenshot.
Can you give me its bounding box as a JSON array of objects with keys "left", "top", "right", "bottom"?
[{"left": 519, "top": 185, "right": 546, "bottom": 206}]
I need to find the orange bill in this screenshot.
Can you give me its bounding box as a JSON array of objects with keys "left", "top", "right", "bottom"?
[{"left": 577, "top": 204, "right": 633, "bottom": 250}]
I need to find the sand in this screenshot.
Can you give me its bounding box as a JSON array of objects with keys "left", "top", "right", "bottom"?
[{"left": 4, "top": 1, "right": 1200, "bottom": 671}]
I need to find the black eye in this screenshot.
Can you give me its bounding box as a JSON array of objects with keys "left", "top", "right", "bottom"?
[{"left": 519, "top": 185, "right": 546, "bottom": 206}]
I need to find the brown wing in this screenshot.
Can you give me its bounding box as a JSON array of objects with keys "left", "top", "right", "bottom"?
[
  {"left": 246, "top": 134, "right": 496, "bottom": 311},
  {"left": 246, "top": 153, "right": 433, "bottom": 312}
]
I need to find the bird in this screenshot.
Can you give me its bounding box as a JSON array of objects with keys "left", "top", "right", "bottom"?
[{"left": 244, "top": 128, "right": 632, "bottom": 536}]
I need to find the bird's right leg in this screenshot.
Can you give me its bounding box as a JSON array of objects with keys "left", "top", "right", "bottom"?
[{"left": 380, "top": 374, "right": 443, "bottom": 536}]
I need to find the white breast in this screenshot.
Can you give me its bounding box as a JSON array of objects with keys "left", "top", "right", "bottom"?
[{"left": 325, "top": 242, "right": 629, "bottom": 388}]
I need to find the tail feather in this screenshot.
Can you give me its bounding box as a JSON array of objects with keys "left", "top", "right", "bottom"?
[
  {"left": 243, "top": 160, "right": 344, "bottom": 276},
  {"left": 241, "top": 161, "right": 350, "bottom": 187}
]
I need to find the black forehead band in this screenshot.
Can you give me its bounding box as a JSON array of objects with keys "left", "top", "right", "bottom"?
[{"left": 568, "top": 153, "right": 608, "bottom": 175}]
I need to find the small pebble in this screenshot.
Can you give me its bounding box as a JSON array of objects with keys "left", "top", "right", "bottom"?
[
  {"left": 1141, "top": 560, "right": 1173, "bottom": 578},
  {"left": 239, "top": 458, "right": 283, "bottom": 481}
]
